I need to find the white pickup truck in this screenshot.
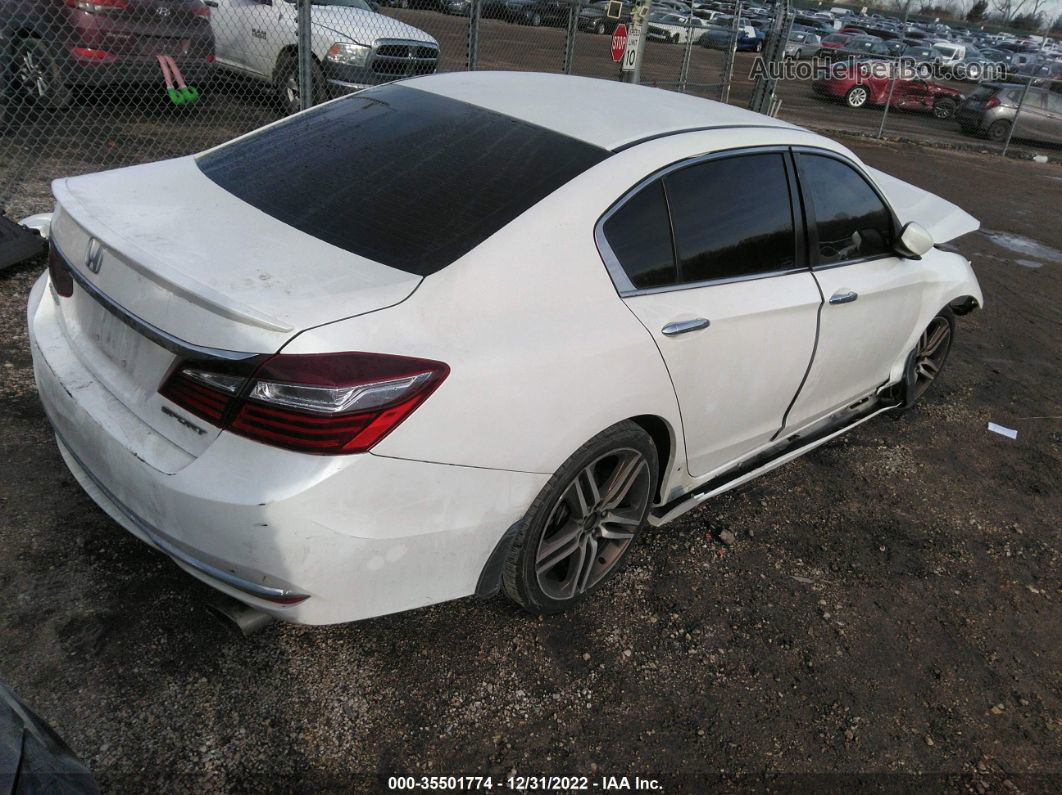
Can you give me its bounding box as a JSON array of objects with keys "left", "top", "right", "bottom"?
[{"left": 208, "top": 0, "right": 439, "bottom": 113}]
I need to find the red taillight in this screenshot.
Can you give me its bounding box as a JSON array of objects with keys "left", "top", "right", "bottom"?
[
  {"left": 160, "top": 352, "right": 449, "bottom": 455},
  {"left": 192, "top": 2, "right": 210, "bottom": 17},
  {"left": 48, "top": 243, "right": 74, "bottom": 298},
  {"left": 65, "top": 0, "right": 128, "bottom": 11},
  {"left": 70, "top": 47, "right": 117, "bottom": 61},
  {"left": 206, "top": 54, "right": 215, "bottom": 63},
  {"left": 984, "top": 95, "right": 1000, "bottom": 109}
]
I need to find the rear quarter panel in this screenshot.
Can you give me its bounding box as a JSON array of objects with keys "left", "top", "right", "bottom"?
[
  {"left": 282, "top": 148, "right": 685, "bottom": 479},
  {"left": 284, "top": 127, "right": 855, "bottom": 490}
]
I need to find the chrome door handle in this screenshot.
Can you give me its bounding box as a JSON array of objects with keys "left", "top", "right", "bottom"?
[
  {"left": 661, "top": 318, "right": 710, "bottom": 336},
  {"left": 829, "top": 290, "right": 858, "bottom": 305}
]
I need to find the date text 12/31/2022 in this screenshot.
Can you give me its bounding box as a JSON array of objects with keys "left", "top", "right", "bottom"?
[{"left": 386, "top": 775, "right": 662, "bottom": 791}]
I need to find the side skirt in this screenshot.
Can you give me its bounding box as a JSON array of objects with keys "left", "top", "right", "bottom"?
[{"left": 649, "top": 394, "right": 900, "bottom": 527}]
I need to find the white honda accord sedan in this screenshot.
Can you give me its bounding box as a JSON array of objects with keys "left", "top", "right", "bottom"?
[{"left": 28, "top": 72, "right": 982, "bottom": 625}]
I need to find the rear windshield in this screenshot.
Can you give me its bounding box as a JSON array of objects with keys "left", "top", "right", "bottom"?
[{"left": 197, "top": 84, "right": 609, "bottom": 276}]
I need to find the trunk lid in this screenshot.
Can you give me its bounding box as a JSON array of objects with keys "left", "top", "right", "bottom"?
[{"left": 49, "top": 157, "right": 421, "bottom": 459}]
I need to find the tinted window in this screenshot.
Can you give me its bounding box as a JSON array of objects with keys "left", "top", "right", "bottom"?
[
  {"left": 197, "top": 84, "right": 609, "bottom": 276},
  {"left": 602, "top": 181, "right": 677, "bottom": 290},
  {"left": 665, "top": 153, "right": 795, "bottom": 283},
  {"left": 796, "top": 153, "right": 894, "bottom": 265},
  {"left": 1046, "top": 92, "right": 1062, "bottom": 113}
]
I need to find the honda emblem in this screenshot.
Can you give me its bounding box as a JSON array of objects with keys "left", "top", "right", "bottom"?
[{"left": 85, "top": 238, "right": 104, "bottom": 274}]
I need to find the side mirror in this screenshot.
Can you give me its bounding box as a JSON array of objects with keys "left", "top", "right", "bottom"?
[{"left": 895, "top": 221, "right": 934, "bottom": 259}]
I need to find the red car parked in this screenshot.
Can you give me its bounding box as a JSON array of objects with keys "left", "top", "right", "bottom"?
[
  {"left": 2, "top": 0, "right": 214, "bottom": 110},
  {"left": 813, "top": 63, "right": 964, "bottom": 119}
]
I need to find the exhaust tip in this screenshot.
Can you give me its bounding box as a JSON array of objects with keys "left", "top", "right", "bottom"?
[{"left": 206, "top": 593, "right": 275, "bottom": 637}]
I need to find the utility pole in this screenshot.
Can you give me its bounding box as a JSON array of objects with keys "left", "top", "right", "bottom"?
[
  {"left": 297, "top": 0, "right": 312, "bottom": 111},
  {"left": 877, "top": 0, "right": 911, "bottom": 138},
  {"left": 622, "top": 0, "right": 652, "bottom": 84},
  {"left": 748, "top": 0, "right": 794, "bottom": 114}
]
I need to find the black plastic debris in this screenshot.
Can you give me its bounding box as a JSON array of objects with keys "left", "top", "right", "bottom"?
[
  {"left": 0, "top": 214, "right": 46, "bottom": 273},
  {"left": 0, "top": 682, "right": 99, "bottom": 794}
]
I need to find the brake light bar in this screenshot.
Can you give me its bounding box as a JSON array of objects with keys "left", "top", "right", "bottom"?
[
  {"left": 47, "top": 242, "right": 74, "bottom": 297},
  {"left": 160, "top": 352, "right": 449, "bottom": 455},
  {"left": 65, "top": 0, "right": 129, "bottom": 12}
]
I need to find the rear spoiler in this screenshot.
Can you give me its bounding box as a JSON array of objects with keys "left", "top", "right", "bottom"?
[{"left": 864, "top": 166, "right": 980, "bottom": 244}]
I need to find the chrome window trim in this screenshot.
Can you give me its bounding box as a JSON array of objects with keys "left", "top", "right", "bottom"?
[
  {"left": 52, "top": 240, "right": 262, "bottom": 363},
  {"left": 594, "top": 145, "right": 801, "bottom": 297}
]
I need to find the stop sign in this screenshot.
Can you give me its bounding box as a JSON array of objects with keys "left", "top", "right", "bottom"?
[{"left": 610, "top": 24, "right": 628, "bottom": 63}]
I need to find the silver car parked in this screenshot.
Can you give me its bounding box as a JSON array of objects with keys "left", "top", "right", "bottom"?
[
  {"left": 785, "top": 31, "right": 822, "bottom": 59},
  {"left": 956, "top": 82, "right": 1062, "bottom": 144}
]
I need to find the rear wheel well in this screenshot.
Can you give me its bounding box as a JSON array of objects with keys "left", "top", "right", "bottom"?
[{"left": 628, "top": 414, "right": 673, "bottom": 503}]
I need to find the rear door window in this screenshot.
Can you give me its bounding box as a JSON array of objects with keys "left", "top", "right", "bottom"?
[
  {"left": 664, "top": 152, "right": 796, "bottom": 284},
  {"left": 600, "top": 181, "right": 677, "bottom": 290}
]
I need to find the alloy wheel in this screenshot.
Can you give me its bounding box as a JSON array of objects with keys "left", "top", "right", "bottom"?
[
  {"left": 16, "top": 47, "right": 50, "bottom": 101},
  {"left": 910, "top": 316, "right": 951, "bottom": 400},
  {"left": 534, "top": 448, "right": 651, "bottom": 601},
  {"left": 846, "top": 86, "right": 868, "bottom": 108},
  {"left": 283, "top": 73, "right": 299, "bottom": 111},
  {"left": 933, "top": 99, "right": 956, "bottom": 119}
]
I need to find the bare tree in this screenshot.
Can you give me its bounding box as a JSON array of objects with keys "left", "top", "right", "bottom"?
[{"left": 990, "top": 0, "right": 1029, "bottom": 23}]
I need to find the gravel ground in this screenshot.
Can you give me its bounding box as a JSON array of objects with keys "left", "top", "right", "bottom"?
[{"left": 0, "top": 136, "right": 1060, "bottom": 791}]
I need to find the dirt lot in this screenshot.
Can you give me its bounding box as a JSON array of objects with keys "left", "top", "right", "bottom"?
[{"left": 0, "top": 125, "right": 1060, "bottom": 790}]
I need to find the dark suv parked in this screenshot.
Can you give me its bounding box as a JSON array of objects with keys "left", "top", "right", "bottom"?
[{"left": 1, "top": 0, "right": 214, "bottom": 110}]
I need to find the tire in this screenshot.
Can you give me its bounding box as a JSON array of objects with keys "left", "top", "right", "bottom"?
[
  {"left": 503, "top": 421, "right": 659, "bottom": 615},
  {"left": 844, "top": 85, "right": 869, "bottom": 109},
  {"left": 594, "top": 20, "right": 606, "bottom": 35},
  {"left": 901, "top": 308, "right": 955, "bottom": 409},
  {"left": 13, "top": 37, "right": 71, "bottom": 110},
  {"left": 273, "top": 53, "right": 323, "bottom": 116},
  {"left": 986, "top": 119, "right": 1011, "bottom": 143},
  {"left": 932, "top": 98, "right": 957, "bottom": 120},
  {"left": 754, "top": 40, "right": 763, "bottom": 53},
  {"left": 531, "top": 11, "right": 542, "bottom": 26}
]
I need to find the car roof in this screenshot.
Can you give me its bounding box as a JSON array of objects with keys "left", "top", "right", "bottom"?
[{"left": 402, "top": 72, "right": 795, "bottom": 150}]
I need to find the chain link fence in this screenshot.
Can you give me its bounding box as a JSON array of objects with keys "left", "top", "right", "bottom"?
[
  {"left": 1, "top": 0, "right": 1058, "bottom": 219},
  {"left": 0, "top": 0, "right": 746, "bottom": 217}
]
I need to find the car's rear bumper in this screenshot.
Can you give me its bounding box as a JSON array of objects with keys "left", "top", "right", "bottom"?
[
  {"left": 28, "top": 274, "right": 548, "bottom": 624},
  {"left": 63, "top": 54, "right": 214, "bottom": 87}
]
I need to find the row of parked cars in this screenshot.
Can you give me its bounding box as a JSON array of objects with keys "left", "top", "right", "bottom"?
[
  {"left": 814, "top": 60, "right": 1062, "bottom": 144},
  {"left": 0, "top": 0, "right": 443, "bottom": 115}
]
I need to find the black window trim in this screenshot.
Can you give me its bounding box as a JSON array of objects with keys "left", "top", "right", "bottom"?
[
  {"left": 788, "top": 145, "right": 903, "bottom": 272},
  {"left": 594, "top": 145, "right": 808, "bottom": 298}
]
